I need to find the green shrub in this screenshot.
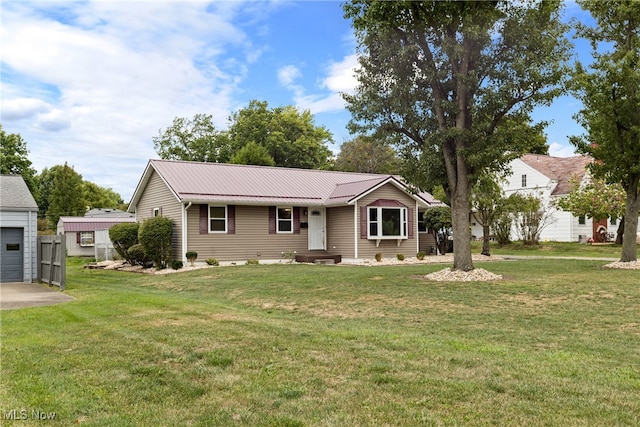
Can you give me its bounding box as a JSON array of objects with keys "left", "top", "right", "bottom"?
[
  {"left": 171, "top": 260, "right": 183, "bottom": 270},
  {"left": 416, "top": 251, "right": 426, "bottom": 260},
  {"left": 205, "top": 258, "right": 219, "bottom": 266},
  {"left": 186, "top": 251, "right": 198, "bottom": 266},
  {"left": 397, "top": 253, "right": 405, "bottom": 261},
  {"left": 109, "top": 222, "right": 139, "bottom": 264},
  {"left": 138, "top": 216, "right": 174, "bottom": 269},
  {"left": 127, "top": 244, "right": 150, "bottom": 266},
  {"left": 375, "top": 252, "right": 383, "bottom": 262},
  {"left": 246, "top": 259, "right": 259, "bottom": 265}
]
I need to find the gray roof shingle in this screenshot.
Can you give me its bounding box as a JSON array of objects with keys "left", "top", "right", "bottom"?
[{"left": 0, "top": 175, "right": 38, "bottom": 211}]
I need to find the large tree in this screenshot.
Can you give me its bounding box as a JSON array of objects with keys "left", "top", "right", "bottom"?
[
  {"left": 334, "top": 135, "right": 400, "bottom": 174},
  {"left": 343, "top": 1, "right": 571, "bottom": 271},
  {"left": 227, "top": 100, "right": 333, "bottom": 169},
  {"left": 44, "top": 163, "right": 86, "bottom": 227},
  {"left": 570, "top": 0, "right": 640, "bottom": 262},
  {"left": 153, "top": 114, "right": 232, "bottom": 163},
  {"left": 0, "top": 124, "right": 38, "bottom": 195}
]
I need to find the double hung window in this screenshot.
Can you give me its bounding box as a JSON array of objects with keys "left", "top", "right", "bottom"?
[
  {"left": 277, "top": 207, "right": 293, "bottom": 233},
  {"left": 209, "top": 206, "right": 227, "bottom": 233}
]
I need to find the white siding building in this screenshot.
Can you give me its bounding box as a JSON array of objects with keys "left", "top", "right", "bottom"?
[
  {"left": 472, "top": 154, "right": 603, "bottom": 243},
  {"left": 0, "top": 175, "right": 39, "bottom": 283}
]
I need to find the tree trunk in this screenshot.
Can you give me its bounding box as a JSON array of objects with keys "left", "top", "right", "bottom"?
[
  {"left": 620, "top": 180, "right": 640, "bottom": 262},
  {"left": 481, "top": 225, "right": 491, "bottom": 256},
  {"left": 615, "top": 218, "right": 624, "bottom": 245},
  {"left": 450, "top": 181, "right": 474, "bottom": 271}
]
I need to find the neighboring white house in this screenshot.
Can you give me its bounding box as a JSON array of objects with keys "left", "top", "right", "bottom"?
[
  {"left": 471, "top": 154, "right": 615, "bottom": 243},
  {"left": 0, "top": 175, "right": 38, "bottom": 283}
]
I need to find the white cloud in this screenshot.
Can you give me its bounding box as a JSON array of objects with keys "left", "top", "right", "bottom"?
[
  {"left": 0, "top": 1, "right": 273, "bottom": 200},
  {"left": 0, "top": 97, "right": 52, "bottom": 121},
  {"left": 282, "top": 54, "right": 359, "bottom": 115},
  {"left": 321, "top": 54, "right": 359, "bottom": 94},
  {"left": 278, "top": 65, "right": 302, "bottom": 87},
  {"left": 549, "top": 142, "right": 577, "bottom": 157}
]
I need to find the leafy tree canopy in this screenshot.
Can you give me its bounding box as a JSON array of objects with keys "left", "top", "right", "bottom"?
[
  {"left": 333, "top": 135, "right": 400, "bottom": 174},
  {"left": 0, "top": 124, "right": 38, "bottom": 195},
  {"left": 343, "top": 0, "right": 571, "bottom": 270},
  {"left": 154, "top": 101, "right": 334, "bottom": 170},
  {"left": 227, "top": 100, "right": 333, "bottom": 169},
  {"left": 570, "top": 0, "right": 640, "bottom": 262},
  {"left": 153, "top": 114, "right": 232, "bottom": 163}
]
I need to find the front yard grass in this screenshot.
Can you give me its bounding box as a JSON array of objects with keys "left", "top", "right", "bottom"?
[
  {"left": 1, "top": 258, "right": 639, "bottom": 426},
  {"left": 471, "top": 240, "right": 633, "bottom": 258}
]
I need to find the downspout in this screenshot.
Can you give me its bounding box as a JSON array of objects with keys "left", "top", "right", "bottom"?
[
  {"left": 182, "top": 202, "right": 192, "bottom": 263},
  {"left": 354, "top": 200, "right": 358, "bottom": 259},
  {"left": 415, "top": 204, "right": 420, "bottom": 256}
]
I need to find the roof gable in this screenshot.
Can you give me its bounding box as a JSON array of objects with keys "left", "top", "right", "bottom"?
[
  {"left": 519, "top": 154, "right": 592, "bottom": 196},
  {"left": 129, "top": 160, "right": 440, "bottom": 209},
  {"left": 0, "top": 175, "right": 38, "bottom": 211}
]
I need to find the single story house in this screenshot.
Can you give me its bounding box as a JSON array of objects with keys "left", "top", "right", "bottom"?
[
  {"left": 471, "top": 153, "right": 629, "bottom": 243},
  {"left": 128, "top": 160, "right": 445, "bottom": 264},
  {"left": 0, "top": 175, "right": 38, "bottom": 283},
  {"left": 57, "top": 216, "right": 136, "bottom": 257}
]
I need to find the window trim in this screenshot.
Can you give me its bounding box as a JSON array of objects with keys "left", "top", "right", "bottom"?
[
  {"left": 208, "top": 205, "right": 228, "bottom": 234},
  {"left": 79, "top": 231, "right": 95, "bottom": 247},
  {"left": 276, "top": 207, "right": 294, "bottom": 234},
  {"left": 367, "top": 206, "right": 408, "bottom": 240}
]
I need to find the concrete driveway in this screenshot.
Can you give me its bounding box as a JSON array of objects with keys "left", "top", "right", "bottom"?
[{"left": 0, "top": 282, "right": 75, "bottom": 310}]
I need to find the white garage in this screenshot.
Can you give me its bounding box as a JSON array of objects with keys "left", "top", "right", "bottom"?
[{"left": 0, "top": 175, "right": 38, "bottom": 283}]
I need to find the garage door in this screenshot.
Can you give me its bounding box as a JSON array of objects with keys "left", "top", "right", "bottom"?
[{"left": 1, "top": 228, "right": 24, "bottom": 282}]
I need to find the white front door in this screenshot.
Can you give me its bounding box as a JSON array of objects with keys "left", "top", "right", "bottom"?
[{"left": 308, "top": 208, "right": 325, "bottom": 250}]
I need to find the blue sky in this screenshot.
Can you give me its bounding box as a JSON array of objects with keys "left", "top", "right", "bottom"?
[{"left": 1, "top": 1, "right": 594, "bottom": 201}]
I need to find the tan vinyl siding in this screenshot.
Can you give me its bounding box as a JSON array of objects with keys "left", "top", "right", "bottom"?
[
  {"left": 326, "top": 206, "right": 355, "bottom": 258},
  {"left": 135, "top": 170, "right": 183, "bottom": 260},
  {"left": 419, "top": 232, "right": 437, "bottom": 254},
  {"left": 357, "top": 183, "right": 419, "bottom": 259},
  {"left": 186, "top": 205, "right": 309, "bottom": 262}
]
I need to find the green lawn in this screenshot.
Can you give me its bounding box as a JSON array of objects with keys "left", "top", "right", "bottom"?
[
  {"left": 471, "top": 240, "right": 631, "bottom": 258},
  {"left": 1, "top": 257, "right": 639, "bottom": 426}
]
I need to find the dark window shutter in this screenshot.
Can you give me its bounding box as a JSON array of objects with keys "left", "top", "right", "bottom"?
[
  {"left": 199, "top": 204, "right": 208, "bottom": 234},
  {"left": 76, "top": 232, "right": 81, "bottom": 244},
  {"left": 360, "top": 206, "right": 368, "bottom": 239},
  {"left": 293, "top": 207, "right": 301, "bottom": 234},
  {"left": 269, "top": 206, "right": 276, "bottom": 234},
  {"left": 408, "top": 208, "right": 414, "bottom": 239},
  {"left": 228, "top": 205, "right": 236, "bottom": 234}
]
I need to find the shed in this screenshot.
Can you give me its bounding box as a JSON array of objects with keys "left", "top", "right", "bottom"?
[
  {"left": 56, "top": 216, "right": 136, "bottom": 257},
  {"left": 0, "top": 175, "right": 39, "bottom": 283}
]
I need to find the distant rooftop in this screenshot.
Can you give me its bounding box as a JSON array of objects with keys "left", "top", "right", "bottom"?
[
  {"left": 520, "top": 154, "right": 592, "bottom": 196},
  {"left": 85, "top": 208, "right": 133, "bottom": 218}
]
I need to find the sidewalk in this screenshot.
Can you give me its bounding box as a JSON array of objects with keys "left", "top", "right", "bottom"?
[{"left": 0, "top": 282, "right": 75, "bottom": 310}]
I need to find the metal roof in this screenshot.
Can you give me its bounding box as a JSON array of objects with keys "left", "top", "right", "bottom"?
[
  {"left": 129, "top": 160, "right": 444, "bottom": 209},
  {"left": 0, "top": 175, "right": 38, "bottom": 211},
  {"left": 57, "top": 216, "right": 135, "bottom": 232}
]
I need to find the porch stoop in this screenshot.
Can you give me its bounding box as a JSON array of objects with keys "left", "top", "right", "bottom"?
[{"left": 295, "top": 253, "right": 342, "bottom": 264}]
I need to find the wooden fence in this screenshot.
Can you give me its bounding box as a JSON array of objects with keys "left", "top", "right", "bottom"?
[{"left": 38, "top": 235, "right": 66, "bottom": 291}]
